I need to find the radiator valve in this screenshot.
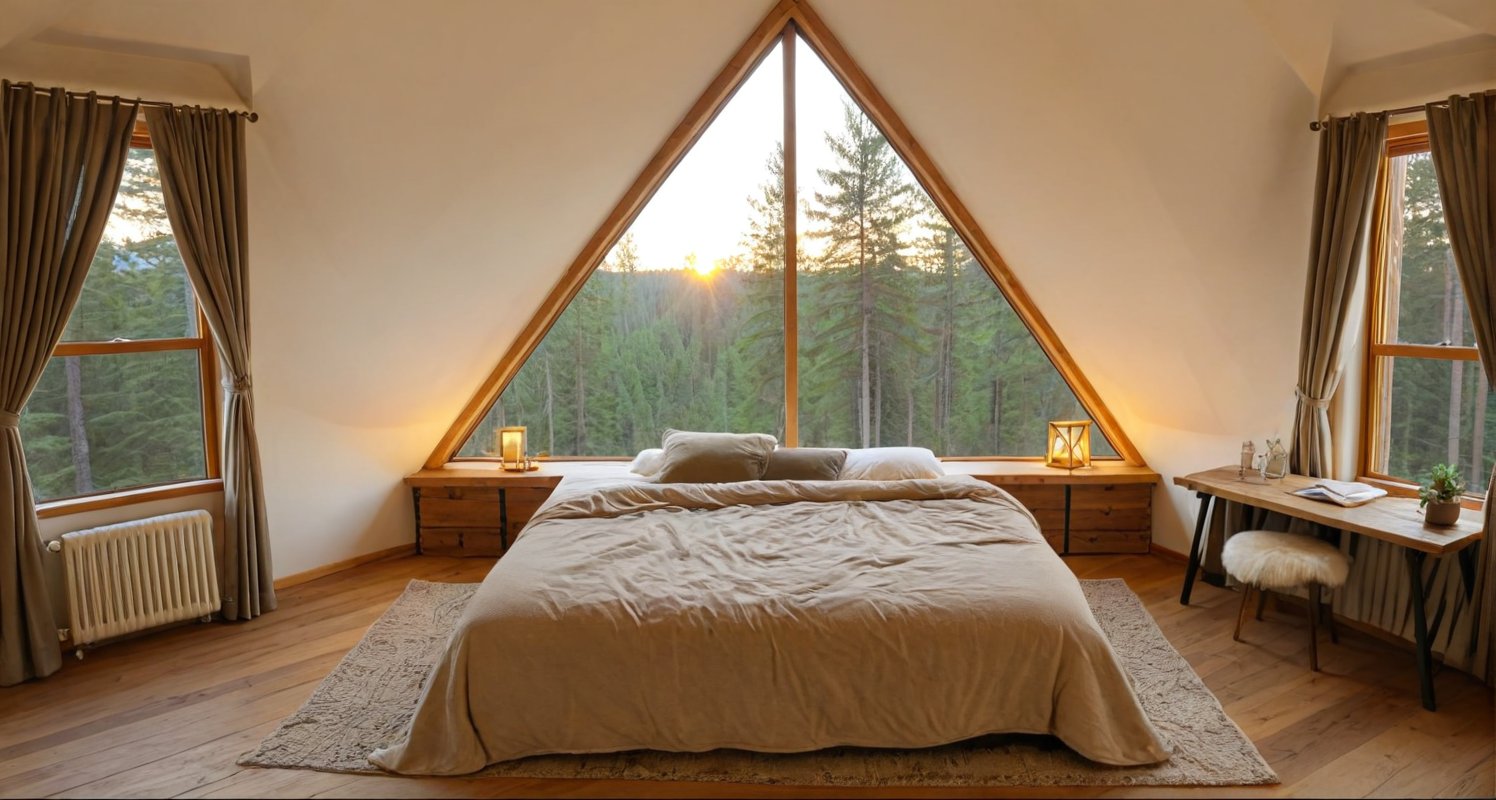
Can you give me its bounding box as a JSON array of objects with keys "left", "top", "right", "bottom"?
[{"left": 46, "top": 540, "right": 61, "bottom": 553}]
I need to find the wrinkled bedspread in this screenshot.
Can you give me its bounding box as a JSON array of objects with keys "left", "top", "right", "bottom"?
[{"left": 369, "top": 475, "right": 1170, "bottom": 775}]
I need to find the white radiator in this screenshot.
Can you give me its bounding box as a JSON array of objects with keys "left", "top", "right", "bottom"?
[{"left": 54, "top": 510, "right": 221, "bottom": 650}]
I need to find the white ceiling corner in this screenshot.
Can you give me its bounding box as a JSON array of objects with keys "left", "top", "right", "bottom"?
[{"left": 1243, "top": 0, "right": 1339, "bottom": 99}]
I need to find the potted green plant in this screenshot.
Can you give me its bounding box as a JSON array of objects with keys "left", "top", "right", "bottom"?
[{"left": 1418, "top": 463, "right": 1466, "bottom": 527}]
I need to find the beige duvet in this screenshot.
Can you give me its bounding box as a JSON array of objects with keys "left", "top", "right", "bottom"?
[{"left": 369, "top": 474, "right": 1170, "bottom": 775}]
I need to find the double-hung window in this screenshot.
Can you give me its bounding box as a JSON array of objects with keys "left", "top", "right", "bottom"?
[
  {"left": 1362, "top": 120, "right": 1491, "bottom": 494},
  {"left": 19, "top": 118, "right": 219, "bottom": 506}
]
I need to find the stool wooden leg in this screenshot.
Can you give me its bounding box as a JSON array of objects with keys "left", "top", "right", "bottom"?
[
  {"left": 1308, "top": 583, "right": 1320, "bottom": 672},
  {"left": 1233, "top": 584, "right": 1253, "bottom": 642},
  {"left": 1256, "top": 587, "right": 1268, "bottom": 620}
]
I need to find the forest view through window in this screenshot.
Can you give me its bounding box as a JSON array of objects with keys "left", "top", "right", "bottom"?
[
  {"left": 1367, "top": 132, "right": 1492, "bottom": 487},
  {"left": 19, "top": 135, "right": 212, "bottom": 502},
  {"left": 460, "top": 31, "right": 1115, "bottom": 459}
]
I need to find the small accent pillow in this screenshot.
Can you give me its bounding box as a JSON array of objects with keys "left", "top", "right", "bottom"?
[
  {"left": 655, "top": 429, "right": 776, "bottom": 483},
  {"left": 629, "top": 448, "right": 666, "bottom": 477},
  {"left": 762, "top": 448, "right": 847, "bottom": 481},
  {"left": 839, "top": 447, "right": 944, "bottom": 481}
]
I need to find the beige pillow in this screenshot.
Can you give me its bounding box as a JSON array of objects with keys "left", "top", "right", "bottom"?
[
  {"left": 761, "top": 448, "right": 847, "bottom": 481},
  {"left": 655, "top": 429, "right": 776, "bottom": 483}
]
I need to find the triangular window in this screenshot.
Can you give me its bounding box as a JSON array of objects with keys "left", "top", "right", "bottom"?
[{"left": 449, "top": 18, "right": 1129, "bottom": 462}]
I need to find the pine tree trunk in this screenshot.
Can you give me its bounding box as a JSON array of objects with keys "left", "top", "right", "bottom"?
[
  {"left": 906, "top": 382, "right": 914, "bottom": 446},
  {"left": 990, "top": 376, "right": 1003, "bottom": 453},
  {"left": 1471, "top": 378, "right": 1487, "bottom": 481},
  {"left": 938, "top": 232, "right": 956, "bottom": 453},
  {"left": 859, "top": 225, "right": 872, "bottom": 450},
  {"left": 65, "top": 355, "right": 94, "bottom": 495},
  {"left": 1444, "top": 254, "right": 1463, "bottom": 465},
  {"left": 544, "top": 355, "right": 555, "bottom": 456},
  {"left": 574, "top": 357, "right": 587, "bottom": 454},
  {"left": 872, "top": 339, "right": 882, "bottom": 447}
]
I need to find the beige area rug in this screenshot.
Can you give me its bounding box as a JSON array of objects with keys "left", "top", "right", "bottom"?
[{"left": 239, "top": 579, "right": 1277, "bottom": 787}]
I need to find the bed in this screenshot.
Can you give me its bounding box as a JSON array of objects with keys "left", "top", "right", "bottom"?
[{"left": 369, "top": 469, "right": 1171, "bottom": 775}]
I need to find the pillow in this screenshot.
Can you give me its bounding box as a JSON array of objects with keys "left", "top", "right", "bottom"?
[
  {"left": 655, "top": 429, "right": 776, "bottom": 483},
  {"left": 629, "top": 448, "right": 666, "bottom": 477},
  {"left": 839, "top": 447, "right": 944, "bottom": 481},
  {"left": 761, "top": 448, "right": 847, "bottom": 481}
]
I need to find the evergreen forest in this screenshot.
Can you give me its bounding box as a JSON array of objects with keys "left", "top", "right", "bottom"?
[
  {"left": 20, "top": 148, "right": 207, "bottom": 502},
  {"left": 465, "top": 103, "right": 1118, "bottom": 459},
  {"left": 1378, "top": 152, "right": 1493, "bottom": 484}
]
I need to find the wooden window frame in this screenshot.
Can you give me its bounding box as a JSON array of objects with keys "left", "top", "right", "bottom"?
[
  {"left": 33, "top": 116, "right": 222, "bottom": 516},
  {"left": 426, "top": 0, "right": 1144, "bottom": 468},
  {"left": 1359, "top": 119, "right": 1484, "bottom": 507}
]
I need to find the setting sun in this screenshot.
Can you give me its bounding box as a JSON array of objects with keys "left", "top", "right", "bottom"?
[{"left": 686, "top": 253, "right": 717, "bottom": 278}]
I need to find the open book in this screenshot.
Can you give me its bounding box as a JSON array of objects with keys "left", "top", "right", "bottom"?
[{"left": 1293, "top": 479, "right": 1388, "bottom": 507}]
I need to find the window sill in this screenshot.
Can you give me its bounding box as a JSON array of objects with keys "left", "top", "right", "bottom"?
[
  {"left": 1358, "top": 475, "right": 1486, "bottom": 511},
  {"left": 36, "top": 479, "right": 224, "bottom": 520}
]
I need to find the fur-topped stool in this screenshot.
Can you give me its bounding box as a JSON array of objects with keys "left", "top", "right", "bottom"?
[{"left": 1221, "top": 529, "right": 1350, "bottom": 671}]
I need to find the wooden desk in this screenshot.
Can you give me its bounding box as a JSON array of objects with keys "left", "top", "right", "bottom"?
[{"left": 1174, "top": 466, "right": 1484, "bottom": 711}]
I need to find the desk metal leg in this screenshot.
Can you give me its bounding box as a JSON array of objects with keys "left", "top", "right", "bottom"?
[
  {"left": 1457, "top": 544, "right": 1478, "bottom": 602},
  {"left": 1181, "top": 492, "right": 1214, "bottom": 606},
  {"left": 1405, "top": 549, "right": 1436, "bottom": 712}
]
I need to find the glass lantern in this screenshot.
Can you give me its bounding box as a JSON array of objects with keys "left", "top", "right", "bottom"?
[{"left": 1045, "top": 420, "right": 1092, "bottom": 471}]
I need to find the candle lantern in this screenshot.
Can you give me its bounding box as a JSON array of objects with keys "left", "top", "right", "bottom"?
[
  {"left": 1045, "top": 420, "right": 1092, "bottom": 471},
  {"left": 498, "top": 426, "right": 530, "bottom": 472}
]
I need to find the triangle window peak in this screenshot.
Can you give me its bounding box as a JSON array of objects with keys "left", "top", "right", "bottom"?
[{"left": 431, "top": 5, "right": 1142, "bottom": 467}]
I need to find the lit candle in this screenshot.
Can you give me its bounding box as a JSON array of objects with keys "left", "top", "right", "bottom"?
[{"left": 498, "top": 426, "right": 527, "bottom": 471}]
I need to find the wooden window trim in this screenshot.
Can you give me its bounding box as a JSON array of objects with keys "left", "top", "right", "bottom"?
[
  {"left": 1359, "top": 118, "right": 1485, "bottom": 502},
  {"left": 428, "top": 0, "right": 1145, "bottom": 467},
  {"left": 36, "top": 478, "right": 224, "bottom": 520},
  {"left": 34, "top": 116, "right": 222, "bottom": 504}
]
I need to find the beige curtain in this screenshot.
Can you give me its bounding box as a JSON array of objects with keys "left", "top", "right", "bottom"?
[
  {"left": 1426, "top": 89, "right": 1494, "bottom": 683},
  {"left": 1291, "top": 112, "right": 1388, "bottom": 477},
  {"left": 144, "top": 107, "right": 274, "bottom": 621},
  {"left": 1202, "top": 113, "right": 1387, "bottom": 576},
  {"left": 1, "top": 83, "right": 137, "bottom": 685}
]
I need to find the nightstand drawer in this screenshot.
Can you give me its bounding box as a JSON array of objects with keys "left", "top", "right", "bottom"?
[
  {"left": 412, "top": 484, "right": 556, "bottom": 558},
  {"left": 417, "top": 487, "right": 501, "bottom": 528},
  {"left": 419, "top": 527, "right": 505, "bottom": 557}
]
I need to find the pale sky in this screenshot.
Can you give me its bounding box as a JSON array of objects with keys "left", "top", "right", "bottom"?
[{"left": 620, "top": 36, "right": 918, "bottom": 273}]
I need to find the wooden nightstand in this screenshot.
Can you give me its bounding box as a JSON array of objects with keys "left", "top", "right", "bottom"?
[
  {"left": 404, "top": 464, "right": 596, "bottom": 557},
  {"left": 941, "top": 462, "right": 1158, "bottom": 554}
]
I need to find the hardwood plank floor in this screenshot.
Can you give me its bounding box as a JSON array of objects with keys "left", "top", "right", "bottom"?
[{"left": 0, "top": 553, "right": 1489, "bottom": 799}]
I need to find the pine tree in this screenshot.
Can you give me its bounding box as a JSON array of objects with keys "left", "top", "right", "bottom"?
[{"left": 803, "top": 102, "right": 915, "bottom": 447}]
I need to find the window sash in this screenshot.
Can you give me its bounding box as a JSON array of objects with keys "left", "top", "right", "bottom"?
[
  {"left": 32, "top": 118, "right": 222, "bottom": 501},
  {"left": 1361, "top": 119, "right": 1486, "bottom": 498}
]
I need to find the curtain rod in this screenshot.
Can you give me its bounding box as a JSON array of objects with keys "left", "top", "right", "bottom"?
[
  {"left": 1308, "top": 100, "right": 1446, "bottom": 131},
  {"left": 4, "top": 81, "right": 258, "bottom": 122}
]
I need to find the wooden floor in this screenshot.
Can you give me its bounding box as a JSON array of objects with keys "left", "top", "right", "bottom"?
[{"left": 0, "top": 553, "right": 1490, "bottom": 799}]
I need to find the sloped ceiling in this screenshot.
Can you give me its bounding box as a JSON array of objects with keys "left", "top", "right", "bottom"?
[
  {"left": 1244, "top": 0, "right": 1496, "bottom": 112},
  {"left": 2, "top": 0, "right": 1492, "bottom": 573}
]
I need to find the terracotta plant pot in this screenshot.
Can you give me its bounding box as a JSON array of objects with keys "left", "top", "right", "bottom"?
[{"left": 1425, "top": 501, "right": 1462, "bottom": 527}]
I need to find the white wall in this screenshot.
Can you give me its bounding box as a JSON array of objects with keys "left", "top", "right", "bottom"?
[{"left": 6, "top": 0, "right": 1494, "bottom": 577}]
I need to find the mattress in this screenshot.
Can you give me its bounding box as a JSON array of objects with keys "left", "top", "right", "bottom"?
[{"left": 369, "top": 474, "right": 1171, "bottom": 775}]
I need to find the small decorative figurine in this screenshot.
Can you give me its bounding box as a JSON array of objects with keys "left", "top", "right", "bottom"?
[{"left": 1259, "top": 437, "right": 1289, "bottom": 480}]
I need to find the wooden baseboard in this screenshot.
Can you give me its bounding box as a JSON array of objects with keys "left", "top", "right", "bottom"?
[
  {"left": 1149, "top": 542, "right": 1190, "bottom": 563},
  {"left": 273, "top": 544, "right": 416, "bottom": 591}
]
